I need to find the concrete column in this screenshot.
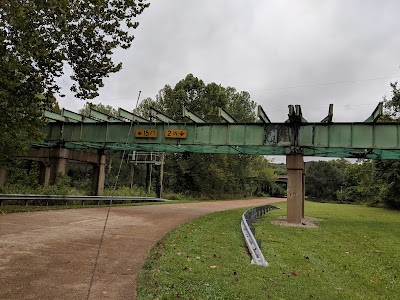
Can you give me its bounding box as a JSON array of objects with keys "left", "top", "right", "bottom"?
[
  {"left": 91, "top": 154, "right": 106, "bottom": 195},
  {"left": 286, "top": 154, "right": 304, "bottom": 224},
  {"left": 0, "top": 167, "right": 7, "bottom": 188},
  {"left": 38, "top": 161, "right": 51, "bottom": 187},
  {"left": 50, "top": 157, "right": 67, "bottom": 184}
]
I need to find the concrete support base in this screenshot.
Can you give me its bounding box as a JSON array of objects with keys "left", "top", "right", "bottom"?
[
  {"left": 50, "top": 157, "right": 67, "bottom": 184},
  {"left": 20, "top": 148, "right": 107, "bottom": 195},
  {"left": 38, "top": 161, "right": 51, "bottom": 187},
  {"left": 91, "top": 155, "right": 106, "bottom": 196},
  {"left": 286, "top": 154, "right": 305, "bottom": 224},
  {"left": 0, "top": 167, "right": 7, "bottom": 188}
]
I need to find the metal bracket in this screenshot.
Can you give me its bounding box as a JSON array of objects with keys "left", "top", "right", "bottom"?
[
  {"left": 62, "top": 109, "right": 98, "bottom": 123},
  {"left": 149, "top": 107, "right": 176, "bottom": 123},
  {"left": 218, "top": 107, "right": 237, "bottom": 123},
  {"left": 286, "top": 105, "right": 308, "bottom": 123},
  {"left": 321, "top": 104, "right": 333, "bottom": 123},
  {"left": 43, "top": 110, "right": 76, "bottom": 122},
  {"left": 364, "top": 102, "right": 383, "bottom": 123},
  {"left": 89, "top": 108, "right": 123, "bottom": 122},
  {"left": 118, "top": 108, "right": 150, "bottom": 122},
  {"left": 257, "top": 105, "right": 271, "bottom": 123},
  {"left": 182, "top": 107, "right": 206, "bottom": 123}
]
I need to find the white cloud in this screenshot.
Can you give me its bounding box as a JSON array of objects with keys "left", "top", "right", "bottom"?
[{"left": 58, "top": 0, "right": 400, "bottom": 124}]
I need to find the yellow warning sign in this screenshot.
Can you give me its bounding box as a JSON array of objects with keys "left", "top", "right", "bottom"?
[
  {"left": 165, "top": 129, "right": 187, "bottom": 139},
  {"left": 135, "top": 129, "right": 157, "bottom": 138}
]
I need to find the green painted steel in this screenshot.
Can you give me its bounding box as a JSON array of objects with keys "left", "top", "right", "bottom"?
[
  {"left": 182, "top": 107, "right": 206, "bottom": 123},
  {"left": 320, "top": 104, "right": 333, "bottom": 123},
  {"left": 43, "top": 111, "right": 76, "bottom": 123},
  {"left": 118, "top": 108, "right": 150, "bottom": 122},
  {"left": 149, "top": 107, "right": 176, "bottom": 123},
  {"left": 364, "top": 102, "right": 383, "bottom": 123},
  {"left": 257, "top": 105, "right": 271, "bottom": 123},
  {"left": 218, "top": 107, "right": 237, "bottom": 123},
  {"left": 89, "top": 109, "right": 123, "bottom": 122},
  {"left": 36, "top": 121, "right": 400, "bottom": 159},
  {"left": 62, "top": 109, "right": 98, "bottom": 123}
]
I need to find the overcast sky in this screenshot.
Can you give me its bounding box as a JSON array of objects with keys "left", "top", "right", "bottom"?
[{"left": 58, "top": 0, "right": 400, "bottom": 125}]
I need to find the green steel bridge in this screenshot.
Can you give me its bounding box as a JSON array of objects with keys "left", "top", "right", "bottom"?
[
  {"left": 37, "top": 102, "right": 398, "bottom": 160},
  {"left": 29, "top": 102, "right": 397, "bottom": 223}
]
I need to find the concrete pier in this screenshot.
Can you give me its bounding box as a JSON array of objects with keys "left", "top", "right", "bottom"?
[
  {"left": 286, "top": 154, "right": 305, "bottom": 223},
  {"left": 19, "top": 148, "right": 106, "bottom": 195}
]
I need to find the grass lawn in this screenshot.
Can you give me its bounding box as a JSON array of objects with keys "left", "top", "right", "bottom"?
[{"left": 137, "top": 201, "right": 400, "bottom": 300}]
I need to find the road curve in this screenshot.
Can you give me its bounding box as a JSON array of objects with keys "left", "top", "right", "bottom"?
[{"left": 0, "top": 198, "right": 285, "bottom": 300}]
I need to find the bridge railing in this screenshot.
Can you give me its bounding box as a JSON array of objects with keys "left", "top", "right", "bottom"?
[
  {"left": 241, "top": 204, "right": 279, "bottom": 266},
  {"left": 0, "top": 194, "right": 169, "bottom": 206}
]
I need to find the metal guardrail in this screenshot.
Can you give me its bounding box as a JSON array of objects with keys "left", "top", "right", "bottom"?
[
  {"left": 0, "top": 194, "right": 170, "bottom": 206},
  {"left": 241, "top": 204, "right": 279, "bottom": 266}
]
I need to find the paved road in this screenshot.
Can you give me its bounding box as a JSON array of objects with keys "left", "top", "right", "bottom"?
[{"left": 0, "top": 198, "right": 285, "bottom": 299}]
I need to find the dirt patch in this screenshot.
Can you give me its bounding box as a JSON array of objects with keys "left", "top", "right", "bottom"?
[{"left": 272, "top": 216, "right": 321, "bottom": 228}]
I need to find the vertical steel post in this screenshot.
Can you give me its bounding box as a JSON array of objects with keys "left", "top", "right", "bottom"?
[
  {"left": 146, "top": 164, "right": 152, "bottom": 194},
  {"left": 302, "top": 162, "right": 306, "bottom": 218},
  {"left": 158, "top": 153, "right": 165, "bottom": 198}
]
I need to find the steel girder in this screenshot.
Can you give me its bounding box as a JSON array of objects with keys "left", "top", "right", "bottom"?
[{"left": 36, "top": 121, "right": 400, "bottom": 159}]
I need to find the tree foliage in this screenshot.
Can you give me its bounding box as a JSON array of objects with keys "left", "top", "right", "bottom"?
[
  {"left": 304, "top": 81, "right": 400, "bottom": 210},
  {"left": 376, "top": 81, "right": 400, "bottom": 209},
  {"left": 305, "top": 160, "right": 345, "bottom": 201},
  {"left": 79, "top": 102, "right": 119, "bottom": 117},
  {"left": 135, "top": 74, "right": 275, "bottom": 198},
  {"left": 383, "top": 82, "right": 400, "bottom": 118},
  {"left": 0, "top": 0, "right": 149, "bottom": 164}
]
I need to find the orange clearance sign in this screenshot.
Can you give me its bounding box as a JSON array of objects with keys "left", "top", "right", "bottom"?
[
  {"left": 135, "top": 129, "right": 157, "bottom": 138},
  {"left": 165, "top": 129, "right": 187, "bottom": 139}
]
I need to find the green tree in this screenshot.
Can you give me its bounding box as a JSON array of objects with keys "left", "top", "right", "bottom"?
[
  {"left": 374, "top": 160, "right": 400, "bottom": 209},
  {"left": 136, "top": 74, "right": 272, "bottom": 198},
  {"left": 305, "top": 160, "right": 345, "bottom": 201},
  {"left": 0, "top": 0, "right": 149, "bottom": 164},
  {"left": 383, "top": 82, "right": 400, "bottom": 118},
  {"left": 338, "top": 160, "right": 383, "bottom": 205},
  {"left": 79, "top": 102, "right": 119, "bottom": 117},
  {"left": 375, "top": 81, "right": 400, "bottom": 209}
]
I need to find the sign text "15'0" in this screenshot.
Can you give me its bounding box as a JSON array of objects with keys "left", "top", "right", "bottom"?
[{"left": 135, "top": 129, "right": 157, "bottom": 138}]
